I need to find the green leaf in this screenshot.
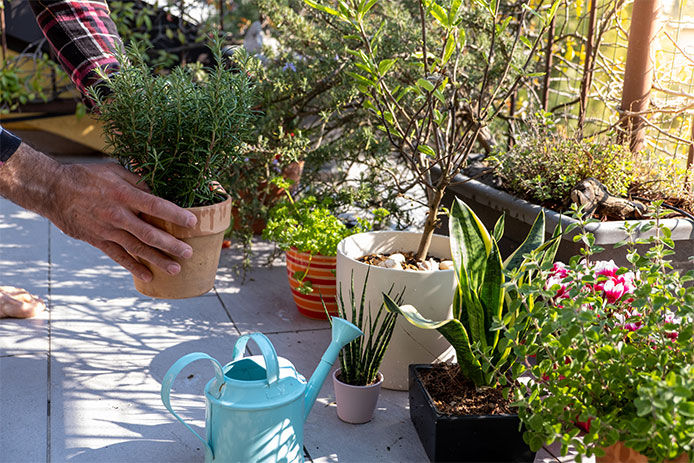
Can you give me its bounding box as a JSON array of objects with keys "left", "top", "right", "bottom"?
[
  {"left": 449, "top": 197, "right": 492, "bottom": 290},
  {"left": 479, "top": 240, "right": 504, "bottom": 347},
  {"left": 346, "top": 71, "right": 375, "bottom": 87},
  {"left": 504, "top": 210, "right": 545, "bottom": 272},
  {"left": 493, "top": 213, "right": 505, "bottom": 242},
  {"left": 417, "top": 144, "right": 437, "bottom": 158},
  {"left": 448, "top": 0, "right": 462, "bottom": 24},
  {"left": 416, "top": 78, "right": 435, "bottom": 92},
  {"left": 378, "top": 58, "right": 396, "bottom": 76},
  {"left": 442, "top": 34, "right": 456, "bottom": 65},
  {"left": 384, "top": 295, "right": 483, "bottom": 385},
  {"left": 427, "top": 1, "right": 449, "bottom": 28}
]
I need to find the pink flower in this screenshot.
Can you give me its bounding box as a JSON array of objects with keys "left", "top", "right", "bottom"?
[
  {"left": 593, "top": 260, "right": 618, "bottom": 278},
  {"left": 551, "top": 262, "right": 569, "bottom": 278}
]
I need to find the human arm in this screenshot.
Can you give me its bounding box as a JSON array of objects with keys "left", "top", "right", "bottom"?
[{"left": 0, "top": 143, "right": 197, "bottom": 281}]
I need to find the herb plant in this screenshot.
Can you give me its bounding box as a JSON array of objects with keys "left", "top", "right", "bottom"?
[
  {"left": 335, "top": 268, "right": 402, "bottom": 386},
  {"left": 498, "top": 117, "right": 635, "bottom": 209},
  {"left": 385, "top": 197, "right": 559, "bottom": 389},
  {"left": 263, "top": 195, "right": 369, "bottom": 257},
  {"left": 506, "top": 204, "right": 694, "bottom": 461},
  {"left": 92, "top": 38, "right": 256, "bottom": 208}
]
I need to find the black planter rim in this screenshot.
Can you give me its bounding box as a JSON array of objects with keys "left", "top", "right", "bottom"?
[{"left": 410, "top": 364, "right": 520, "bottom": 421}]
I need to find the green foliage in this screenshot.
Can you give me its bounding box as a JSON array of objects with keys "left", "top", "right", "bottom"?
[
  {"left": 304, "top": 0, "right": 559, "bottom": 260},
  {"left": 262, "top": 196, "right": 368, "bottom": 256},
  {"left": 498, "top": 117, "right": 635, "bottom": 207},
  {"left": 335, "top": 268, "right": 401, "bottom": 386},
  {"left": 91, "top": 38, "right": 257, "bottom": 208},
  {"left": 506, "top": 203, "right": 694, "bottom": 461},
  {"left": 0, "top": 54, "right": 65, "bottom": 114},
  {"left": 385, "top": 197, "right": 560, "bottom": 388}
]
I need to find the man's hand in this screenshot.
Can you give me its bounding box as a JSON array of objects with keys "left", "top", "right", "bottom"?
[{"left": 0, "top": 143, "right": 197, "bottom": 282}]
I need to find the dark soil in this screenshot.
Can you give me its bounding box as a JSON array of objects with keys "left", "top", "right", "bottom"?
[
  {"left": 419, "top": 363, "right": 515, "bottom": 416},
  {"left": 358, "top": 251, "right": 443, "bottom": 271}
]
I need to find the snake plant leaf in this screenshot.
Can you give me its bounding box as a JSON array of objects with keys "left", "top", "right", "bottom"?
[
  {"left": 493, "top": 213, "right": 505, "bottom": 243},
  {"left": 503, "top": 210, "right": 546, "bottom": 272},
  {"left": 541, "top": 224, "right": 563, "bottom": 267},
  {"left": 450, "top": 197, "right": 492, "bottom": 289},
  {"left": 383, "top": 294, "right": 483, "bottom": 385},
  {"left": 479, "top": 239, "right": 504, "bottom": 348}
]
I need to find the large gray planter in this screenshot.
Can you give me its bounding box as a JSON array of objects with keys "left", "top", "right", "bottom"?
[{"left": 441, "top": 174, "right": 694, "bottom": 268}]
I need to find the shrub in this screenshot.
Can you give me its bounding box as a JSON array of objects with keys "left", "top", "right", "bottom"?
[{"left": 498, "top": 121, "right": 635, "bottom": 209}]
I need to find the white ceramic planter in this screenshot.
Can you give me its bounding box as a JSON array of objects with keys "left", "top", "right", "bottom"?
[
  {"left": 336, "top": 231, "right": 456, "bottom": 391},
  {"left": 333, "top": 370, "right": 383, "bottom": 424}
]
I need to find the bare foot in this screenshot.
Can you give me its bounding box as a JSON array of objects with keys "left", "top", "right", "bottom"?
[{"left": 0, "top": 286, "right": 46, "bottom": 318}]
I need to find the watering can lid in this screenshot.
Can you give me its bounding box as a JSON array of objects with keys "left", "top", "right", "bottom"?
[{"left": 208, "top": 355, "right": 306, "bottom": 410}]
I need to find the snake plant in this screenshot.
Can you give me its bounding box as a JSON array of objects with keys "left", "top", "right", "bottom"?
[{"left": 385, "top": 197, "right": 560, "bottom": 388}]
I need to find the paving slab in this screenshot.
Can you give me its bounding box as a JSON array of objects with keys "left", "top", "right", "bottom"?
[
  {"left": 0, "top": 354, "right": 48, "bottom": 463},
  {"left": 0, "top": 200, "right": 49, "bottom": 301},
  {"left": 216, "top": 247, "right": 328, "bottom": 334},
  {"left": 48, "top": 287, "right": 238, "bottom": 462}
]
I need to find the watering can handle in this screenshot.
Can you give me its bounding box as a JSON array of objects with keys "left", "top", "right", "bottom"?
[
  {"left": 161, "top": 352, "right": 224, "bottom": 460},
  {"left": 231, "top": 333, "right": 280, "bottom": 386}
]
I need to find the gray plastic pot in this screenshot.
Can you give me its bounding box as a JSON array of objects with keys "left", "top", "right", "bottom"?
[
  {"left": 333, "top": 369, "right": 383, "bottom": 424},
  {"left": 440, "top": 173, "right": 694, "bottom": 270}
]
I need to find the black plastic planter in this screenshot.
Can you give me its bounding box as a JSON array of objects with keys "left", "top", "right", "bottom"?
[{"left": 409, "top": 364, "right": 535, "bottom": 463}]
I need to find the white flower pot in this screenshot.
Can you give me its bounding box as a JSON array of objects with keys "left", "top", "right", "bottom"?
[{"left": 336, "top": 231, "right": 456, "bottom": 391}]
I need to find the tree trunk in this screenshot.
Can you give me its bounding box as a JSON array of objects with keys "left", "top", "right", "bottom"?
[{"left": 416, "top": 187, "right": 445, "bottom": 261}]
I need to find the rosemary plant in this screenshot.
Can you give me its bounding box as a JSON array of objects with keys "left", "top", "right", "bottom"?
[
  {"left": 335, "top": 268, "right": 402, "bottom": 386},
  {"left": 92, "top": 38, "right": 256, "bottom": 208}
]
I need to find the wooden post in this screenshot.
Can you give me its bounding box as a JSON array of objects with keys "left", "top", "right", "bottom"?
[{"left": 620, "top": 0, "right": 661, "bottom": 153}]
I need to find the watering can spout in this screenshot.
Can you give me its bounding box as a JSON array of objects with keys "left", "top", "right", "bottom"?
[{"left": 304, "top": 317, "right": 362, "bottom": 420}]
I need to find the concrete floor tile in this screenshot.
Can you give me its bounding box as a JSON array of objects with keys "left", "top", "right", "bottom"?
[
  {"left": 0, "top": 314, "right": 49, "bottom": 356},
  {"left": 0, "top": 354, "right": 48, "bottom": 463},
  {"left": 0, "top": 201, "right": 49, "bottom": 299},
  {"left": 215, "top": 264, "right": 329, "bottom": 334},
  {"left": 48, "top": 295, "right": 240, "bottom": 462}
]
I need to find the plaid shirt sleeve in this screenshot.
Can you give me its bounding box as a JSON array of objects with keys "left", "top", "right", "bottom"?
[
  {"left": 0, "top": 0, "right": 123, "bottom": 164},
  {"left": 30, "top": 0, "right": 123, "bottom": 98}
]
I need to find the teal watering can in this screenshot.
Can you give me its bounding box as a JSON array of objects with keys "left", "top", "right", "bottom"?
[{"left": 161, "top": 317, "right": 362, "bottom": 463}]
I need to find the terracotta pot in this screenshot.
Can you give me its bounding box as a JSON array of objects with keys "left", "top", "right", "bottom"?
[
  {"left": 336, "top": 231, "right": 456, "bottom": 390},
  {"left": 285, "top": 247, "right": 337, "bottom": 319},
  {"left": 597, "top": 442, "right": 688, "bottom": 463},
  {"left": 333, "top": 369, "right": 383, "bottom": 424},
  {"left": 231, "top": 160, "right": 305, "bottom": 235},
  {"left": 133, "top": 195, "right": 232, "bottom": 299}
]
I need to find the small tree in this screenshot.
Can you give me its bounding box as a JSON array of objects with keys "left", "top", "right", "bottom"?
[{"left": 305, "top": 0, "right": 559, "bottom": 260}]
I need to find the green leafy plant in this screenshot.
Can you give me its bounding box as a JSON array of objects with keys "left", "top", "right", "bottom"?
[
  {"left": 334, "top": 268, "right": 402, "bottom": 386},
  {"left": 305, "top": 0, "right": 559, "bottom": 261},
  {"left": 385, "top": 196, "right": 560, "bottom": 388},
  {"left": 262, "top": 195, "right": 369, "bottom": 257},
  {"left": 498, "top": 117, "right": 636, "bottom": 209},
  {"left": 91, "top": 37, "right": 256, "bottom": 208},
  {"left": 506, "top": 203, "right": 694, "bottom": 461}
]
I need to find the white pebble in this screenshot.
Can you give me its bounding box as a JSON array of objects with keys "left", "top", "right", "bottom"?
[
  {"left": 439, "top": 260, "right": 454, "bottom": 270},
  {"left": 383, "top": 258, "right": 403, "bottom": 270}
]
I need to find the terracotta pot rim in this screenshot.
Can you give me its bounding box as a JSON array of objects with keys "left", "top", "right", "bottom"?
[
  {"left": 333, "top": 369, "right": 384, "bottom": 390},
  {"left": 143, "top": 194, "right": 232, "bottom": 238},
  {"left": 185, "top": 193, "right": 231, "bottom": 213}
]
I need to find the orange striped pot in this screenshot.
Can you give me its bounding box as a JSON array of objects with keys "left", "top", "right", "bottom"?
[{"left": 285, "top": 248, "right": 337, "bottom": 319}]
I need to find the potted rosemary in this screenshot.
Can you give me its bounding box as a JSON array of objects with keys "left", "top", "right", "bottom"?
[
  {"left": 92, "top": 38, "right": 256, "bottom": 298},
  {"left": 332, "top": 268, "right": 401, "bottom": 424}
]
